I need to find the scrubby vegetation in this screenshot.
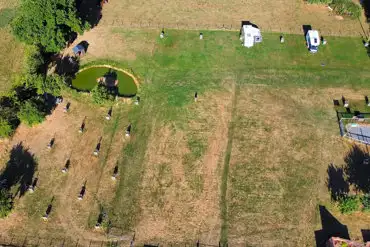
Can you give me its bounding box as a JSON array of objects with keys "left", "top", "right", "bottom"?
[
  {"left": 91, "top": 84, "right": 115, "bottom": 105},
  {"left": 0, "top": 189, "right": 12, "bottom": 218},
  {"left": 306, "top": 0, "right": 362, "bottom": 19},
  {"left": 338, "top": 195, "right": 360, "bottom": 214}
]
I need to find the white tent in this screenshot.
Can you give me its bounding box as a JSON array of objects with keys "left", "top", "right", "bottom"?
[{"left": 240, "top": 25, "right": 262, "bottom": 48}]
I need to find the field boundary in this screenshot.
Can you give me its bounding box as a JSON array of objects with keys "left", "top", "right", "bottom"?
[
  {"left": 100, "top": 21, "right": 369, "bottom": 38},
  {"left": 339, "top": 117, "right": 370, "bottom": 145}
]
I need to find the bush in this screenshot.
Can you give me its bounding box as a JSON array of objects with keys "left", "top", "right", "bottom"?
[
  {"left": 17, "top": 101, "right": 45, "bottom": 127},
  {"left": 0, "top": 189, "right": 12, "bottom": 218},
  {"left": 43, "top": 75, "right": 65, "bottom": 96},
  {"left": 0, "top": 118, "right": 13, "bottom": 138},
  {"left": 91, "top": 84, "right": 114, "bottom": 105},
  {"left": 24, "top": 46, "right": 45, "bottom": 75},
  {"left": 362, "top": 194, "right": 370, "bottom": 211},
  {"left": 338, "top": 195, "right": 360, "bottom": 214},
  {"left": 330, "top": 0, "right": 362, "bottom": 19}
]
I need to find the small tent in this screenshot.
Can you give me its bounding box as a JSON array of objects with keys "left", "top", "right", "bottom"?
[
  {"left": 72, "top": 44, "right": 86, "bottom": 56},
  {"left": 240, "top": 24, "right": 262, "bottom": 48}
]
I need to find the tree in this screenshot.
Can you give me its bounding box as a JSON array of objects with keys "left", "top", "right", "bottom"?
[
  {"left": 43, "top": 75, "right": 65, "bottom": 95},
  {"left": 0, "top": 118, "right": 13, "bottom": 138},
  {"left": 11, "top": 0, "right": 89, "bottom": 52},
  {"left": 24, "top": 46, "right": 45, "bottom": 75},
  {"left": 17, "top": 101, "right": 45, "bottom": 127},
  {"left": 91, "top": 84, "right": 114, "bottom": 104},
  {"left": 0, "top": 189, "right": 12, "bottom": 218}
]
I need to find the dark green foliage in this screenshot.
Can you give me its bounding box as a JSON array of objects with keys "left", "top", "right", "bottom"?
[
  {"left": 91, "top": 84, "right": 115, "bottom": 105},
  {"left": 11, "top": 0, "right": 89, "bottom": 52},
  {"left": 362, "top": 194, "right": 370, "bottom": 211},
  {"left": 0, "top": 189, "right": 12, "bottom": 218},
  {"left": 17, "top": 101, "right": 46, "bottom": 127},
  {"left": 0, "top": 96, "right": 19, "bottom": 138},
  {"left": 43, "top": 75, "right": 65, "bottom": 96},
  {"left": 0, "top": 118, "right": 13, "bottom": 138},
  {"left": 338, "top": 195, "right": 360, "bottom": 214},
  {"left": 23, "top": 46, "right": 45, "bottom": 75}
]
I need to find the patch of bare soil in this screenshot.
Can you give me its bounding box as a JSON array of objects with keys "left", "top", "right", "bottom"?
[
  {"left": 63, "top": 27, "right": 157, "bottom": 63},
  {"left": 135, "top": 89, "right": 233, "bottom": 244}
]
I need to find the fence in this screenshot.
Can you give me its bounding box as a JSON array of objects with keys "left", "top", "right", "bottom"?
[
  {"left": 0, "top": 234, "right": 224, "bottom": 247},
  {"left": 97, "top": 19, "right": 370, "bottom": 38},
  {"left": 337, "top": 109, "right": 370, "bottom": 145}
]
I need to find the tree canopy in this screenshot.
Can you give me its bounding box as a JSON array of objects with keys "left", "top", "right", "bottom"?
[
  {"left": 17, "top": 101, "right": 46, "bottom": 127},
  {"left": 0, "top": 189, "right": 12, "bottom": 218},
  {"left": 11, "top": 0, "right": 89, "bottom": 52}
]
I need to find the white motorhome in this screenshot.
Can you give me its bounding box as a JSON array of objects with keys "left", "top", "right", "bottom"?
[
  {"left": 240, "top": 25, "right": 262, "bottom": 48},
  {"left": 306, "top": 30, "right": 320, "bottom": 53}
]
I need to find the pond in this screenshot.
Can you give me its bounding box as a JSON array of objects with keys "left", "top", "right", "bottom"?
[{"left": 72, "top": 66, "right": 137, "bottom": 97}]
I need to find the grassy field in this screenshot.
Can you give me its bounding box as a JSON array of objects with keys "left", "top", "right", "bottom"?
[
  {"left": 100, "top": 0, "right": 369, "bottom": 36},
  {"left": 1, "top": 28, "right": 370, "bottom": 247},
  {"left": 72, "top": 66, "right": 137, "bottom": 96},
  {"left": 0, "top": 0, "right": 24, "bottom": 95}
]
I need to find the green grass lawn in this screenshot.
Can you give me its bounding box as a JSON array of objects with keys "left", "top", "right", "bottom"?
[
  {"left": 3, "top": 28, "right": 370, "bottom": 245},
  {"left": 92, "top": 29, "right": 370, "bottom": 244},
  {"left": 72, "top": 66, "right": 137, "bottom": 96}
]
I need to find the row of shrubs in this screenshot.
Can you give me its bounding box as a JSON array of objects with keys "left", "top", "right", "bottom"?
[
  {"left": 306, "top": 0, "right": 362, "bottom": 19},
  {"left": 338, "top": 194, "right": 370, "bottom": 214}
]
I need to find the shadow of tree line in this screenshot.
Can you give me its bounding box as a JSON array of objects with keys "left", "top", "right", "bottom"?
[
  {"left": 0, "top": 142, "right": 37, "bottom": 198},
  {"left": 327, "top": 144, "right": 370, "bottom": 200}
]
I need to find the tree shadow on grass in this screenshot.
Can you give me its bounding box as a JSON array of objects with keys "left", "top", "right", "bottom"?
[
  {"left": 326, "top": 163, "right": 349, "bottom": 201},
  {"left": 76, "top": 0, "right": 102, "bottom": 28},
  {"left": 314, "top": 205, "right": 350, "bottom": 247},
  {"left": 0, "top": 142, "right": 37, "bottom": 197},
  {"left": 0, "top": 96, "right": 20, "bottom": 131},
  {"left": 344, "top": 145, "right": 370, "bottom": 193},
  {"left": 361, "top": 0, "right": 370, "bottom": 23},
  {"left": 55, "top": 55, "right": 80, "bottom": 78}
]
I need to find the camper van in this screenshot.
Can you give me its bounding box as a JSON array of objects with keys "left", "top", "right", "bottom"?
[{"left": 305, "top": 30, "right": 320, "bottom": 53}]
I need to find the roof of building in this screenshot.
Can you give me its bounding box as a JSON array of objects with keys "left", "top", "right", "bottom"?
[
  {"left": 307, "top": 30, "right": 320, "bottom": 46},
  {"left": 242, "top": 25, "right": 261, "bottom": 48}
]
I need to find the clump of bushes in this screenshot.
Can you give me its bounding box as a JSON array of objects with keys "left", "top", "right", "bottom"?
[
  {"left": 336, "top": 194, "right": 370, "bottom": 214},
  {"left": 0, "top": 189, "right": 12, "bottom": 218},
  {"left": 361, "top": 194, "right": 370, "bottom": 212},
  {"left": 338, "top": 195, "right": 360, "bottom": 214},
  {"left": 330, "top": 0, "right": 362, "bottom": 19},
  {"left": 91, "top": 84, "right": 115, "bottom": 105},
  {"left": 306, "top": 0, "right": 362, "bottom": 19},
  {"left": 17, "top": 101, "right": 46, "bottom": 127}
]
